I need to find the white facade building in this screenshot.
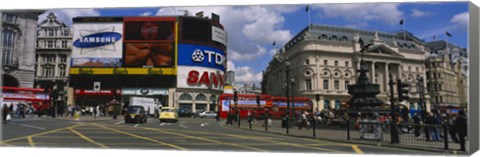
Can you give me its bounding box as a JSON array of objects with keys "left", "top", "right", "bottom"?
[
  {"left": 263, "top": 25, "right": 432, "bottom": 112},
  {"left": 1, "top": 10, "right": 44, "bottom": 88},
  {"left": 34, "top": 12, "right": 72, "bottom": 101}
]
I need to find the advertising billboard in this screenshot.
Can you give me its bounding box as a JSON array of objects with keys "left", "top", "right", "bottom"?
[
  {"left": 123, "top": 17, "right": 176, "bottom": 67},
  {"left": 178, "top": 43, "right": 225, "bottom": 71},
  {"left": 71, "top": 19, "right": 123, "bottom": 67},
  {"left": 212, "top": 26, "right": 226, "bottom": 47},
  {"left": 177, "top": 66, "right": 224, "bottom": 91}
]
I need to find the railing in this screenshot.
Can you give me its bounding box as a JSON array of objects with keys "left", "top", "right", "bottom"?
[{"left": 229, "top": 116, "right": 461, "bottom": 151}]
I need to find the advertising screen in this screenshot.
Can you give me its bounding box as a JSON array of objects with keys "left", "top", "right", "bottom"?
[
  {"left": 178, "top": 43, "right": 225, "bottom": 71},
  {"left": 177, "top": 66, "right": 224, "bottom": 91},
  {"left": 180, "top": 17, "right": 211, "bottom": 43},
  {"left": 71, "top": 22, "right": 123, "bottom": 67},
  {"left": 212, "top": 26, "right": 226, "bottom": 47},
  {"left": 124, "top": 21, "right": 174, "bottom": 41},
  {"left": 124, "top": 42, "right": 174, "bottom": 67}
]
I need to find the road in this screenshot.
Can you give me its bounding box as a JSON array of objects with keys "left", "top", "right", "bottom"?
[{"left": 0, "top": 116, "right": 444, "bottom": 155}]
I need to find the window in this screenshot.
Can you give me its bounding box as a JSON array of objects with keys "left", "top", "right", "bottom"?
[
  {"left": 304, "top": 59, "right": 309, "bottom": 65},
  {"left": 60, "top": 55, "right": 67, "bottom": 62},
  {"left": 345, "top": 81, "right": 349, "bottom": 90},
  {"left": 334, "top": 80, "right": 339, "bottom": 90},
  {"left": 48, "top": 29, "right": 54, "bottom": 37},
  {"left": 408, "top": 66, "right": 411, "bottom": 71},
  {"left": 345, "top": 61, "right": 349, "bottom": 67},
  {"left": 61, "top": 41, "right": 68, "bottom": 48},
  {"left": 324, "top": 60, "right": 328, "bottom": 65},
  {"left": 5, "top": 14, "right": 16, "bottom": 23},
  {"left": 43, "top": 66, "right": 54, "bottom": 77},
  {"left": 416, "top": 67, "right": 419, "bottom": 72},
  {"left": 47, "top": 41, "right": 53, "bottom": 48},
  {"left": 306, "top": 79, "right": 312, "bottom": 91},
  {"left": 334, "top": 60, "right": 338, "bottom": 66},
  {"left": 323, "top": 80, "right": 329, "bottom": 90},
  {"left": 59, "top": 67, "right": 66, "bottom": 77},
  {"left": 2, "top": 29, "right": 16, "bottom": 66},
  {"left": 45, "top": 55, "right": 55, "bottom": 63}
]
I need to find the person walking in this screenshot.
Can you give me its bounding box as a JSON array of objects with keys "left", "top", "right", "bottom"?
[
  {"left": 2, "top": 104, "right": 10, "bottom": 124},
  {"left": 447, "top": 112, "right": 459, "bottom": 143},
  {"left": 455, "top": 110, "right": 467, "bottom": 151},
  {"left": 413, "top": 113, "right": 422, "bottom": 138},
  {"left": 298, "top": 111, "right": 309, "bottom": 130},
  {"left": 93, "top": 106, "right": 98, "bottom": 119}
]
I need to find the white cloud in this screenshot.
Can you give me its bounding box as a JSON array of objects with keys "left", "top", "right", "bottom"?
[
  {"left": 38, "top": 9, "right": 100, "bottom": 26},
  {"left": 411, "top": 8, "right": 433, "bottom": 17},
  {"left": 227, "top": 60, "right": 263, "bottom": 87},
  {"left": 314, "top": 3, "right": 402, "bottom": 26},
  {"left": 450, "top": 12, "right": 468, "bottom": 30}
]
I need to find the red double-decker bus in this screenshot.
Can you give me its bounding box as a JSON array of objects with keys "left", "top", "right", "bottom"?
[
  {"left": 1, "top": 86, "right": 50, "bottom": 111},
  {"left": 218, "top": 94, "right": 312, "bottom": 119}
]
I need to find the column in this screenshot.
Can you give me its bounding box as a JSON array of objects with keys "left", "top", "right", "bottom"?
[
  {"left": 54, "top": 55, "right": 60, "bottom": 77},
  {"left": 36, "top": 55, "right": 43, "bottom": 76},
  {"left": 385, "top": 63, "right": 389, "bottom": 93},
  {"left": 371, "top": 61, "right": 376, "bottom": 83},
  {"left": 330, "top": 99, "right": 335, "bottom": 110},
  {"left": 319, "top": 96, "right": 325, "bottom": 110}
]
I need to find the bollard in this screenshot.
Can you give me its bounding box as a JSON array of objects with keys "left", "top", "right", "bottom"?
[
  {"left": 313, "top": 119, "right": 316, "bottom": 137},
  {"left": 265, "top": 116, "right": 268, "bottom": 132},
  {"left": 73, "top": 111, "right": 80, "bottom": 121},
  {"left": 249, "top": 117, "right": 252, "bottom": 129},
  {"left": 237, "top": 114, "right": 241, "bottom": 128},
  {"left": 444, "top": 124, "right": 449, "bottom": 150},
  {"left": 346, "top": 119, "right": 350, "bottom": 140}
]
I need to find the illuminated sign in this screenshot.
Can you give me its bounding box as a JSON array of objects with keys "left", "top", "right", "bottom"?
[
  {"left": 178, "top": 44, "right": 225, "bottom": 71},
  {"left": 177, "top": 66, "right": 224, "bottom": 91},
  {"left": 71, "top": 22, "right": 123, "bottom": 67},
  {"left": 69, "top": 67, "right": 176, "bottom": 75},
  {"left": 73, "top": 32, "right": 122, "bottom": 48}
]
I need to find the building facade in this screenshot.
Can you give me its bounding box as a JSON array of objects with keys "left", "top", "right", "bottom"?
[
  {"left": 67, "top": 15, "right": 227, "bottom": 114},
  {"left": 1, "top": 10, "right": 44, "bottom": 88},
  {"left": 263, "top": 24, "right": 432, "bottom": 112},
  {"left": 425, "top": 40, "right": 468, "bottom": 109},
  {"left": 34, "top": 12, "right": 72, "bottom": 102}
]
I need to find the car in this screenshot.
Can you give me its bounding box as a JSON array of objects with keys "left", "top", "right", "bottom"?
[
  {"left": 198, "top": 111, "right": 217, "bottom": 118},
  {"left": 178, "top": 108, "right": 197, "bottom": 118},
  {"left": 159, "top": 107, "right": 178, "bottom": 123},
  {"left": 125, "top": 106, "right": 147, "bottom": 124}
]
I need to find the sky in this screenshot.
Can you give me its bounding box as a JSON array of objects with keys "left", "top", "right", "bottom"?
[{"left": 37, "top": 2, "right": 469, "bottom": 88}]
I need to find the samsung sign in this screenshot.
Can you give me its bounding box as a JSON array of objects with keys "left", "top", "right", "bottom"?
[
  {"left": 73, "top": 32, "right": 122, "bottom": 48},
  {"left": 178, "top": 43, "right": 225, "bottom": 71}
]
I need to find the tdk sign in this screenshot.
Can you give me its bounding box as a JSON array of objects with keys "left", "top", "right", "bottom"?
[
  {"left": 179, "top": 44, "right": 225, "bottom": 71},
  {"left": 73, "top": 32, "right": 122, "bottom": 48}
]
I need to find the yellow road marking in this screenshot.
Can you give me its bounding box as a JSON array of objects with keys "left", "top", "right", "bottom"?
[
  {"left": 91, "top": 123, "right": 187, "bottom": 150},
  {"left": 0, "top": 123, "right": 87, "bottom": 145},
  {"left": 27, "top": 136, "right": 35, "bottom": 147},
  {"left": 142, "top": 127, "right": 268, "bottom": 152},
  {"left": 352, "top": 145, "right": 364, "bottom": 154},
  {"left": 68, "top": 127, "right": 108, "bottom": 148}
]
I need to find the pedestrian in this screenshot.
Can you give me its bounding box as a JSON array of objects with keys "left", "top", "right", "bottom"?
[
  {"left": 447, "top": 112, "right": 459, "bottom": 143},
  {"left": 2, "top": 104, "right": 10, "bottom": 124},
  {"left": 455, "top": 110, "right": 467, "bottom": 151},
  {"left": 298, "top": 110, "right": 309, "bottom": 130},
  {"left": 426, "top": 112, "right": 440, "bottom": 141},
  {"left": 93, "top": 106, "right": 98, "bottom": 119},
  {"left": 413, "top": 113, "right": 421, "bottom": 137}
]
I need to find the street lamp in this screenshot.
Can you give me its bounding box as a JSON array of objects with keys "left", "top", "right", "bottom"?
[
  {"left": 416, "top": 75, "right": 426, "bottom": 121},
  {"left": 290, "top": 78, "right": 296, "bottom": 119},
  {"left": 285, "top": 61, "right": 291, "bottom": 134}
]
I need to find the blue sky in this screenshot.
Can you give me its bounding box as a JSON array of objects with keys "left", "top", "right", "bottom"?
[{"left": 39, "top": 2, "right": 469, "bottom": 88}]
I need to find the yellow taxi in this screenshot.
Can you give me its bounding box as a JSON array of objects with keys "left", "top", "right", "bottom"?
[{"left": 159, "top": 107, "right": 178, "bottom": 123}]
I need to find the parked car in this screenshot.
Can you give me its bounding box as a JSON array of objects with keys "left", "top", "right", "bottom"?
[
  {"left": 198, "top": 111, "right": 217, "bottom": 118},
  {"left": 178, "top": 108, "right": 197, "bottom": 118},
  {"left": 159, "top": 107, "right": 178, "bottom": 123},
  {"left": 125, "top": 106, "right": 147, "bottom": 124}
]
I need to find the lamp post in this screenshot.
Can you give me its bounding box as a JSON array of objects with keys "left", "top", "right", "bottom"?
[
  {"left": 285, "top": 61, "right": 291, "bottom": 134},
  {"left": 290, "top": 78, "right": 296, "bottom": 120},
  {"left": 416, "top": 75, "right": 426, "bottom": 121}
]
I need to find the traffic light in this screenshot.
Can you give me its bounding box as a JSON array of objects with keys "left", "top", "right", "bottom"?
[
  {"left": 397, "top": 79, "right": 410, "bottom": 102},
  {"left": 50, "top": 89, "right": 59, "bottom": 99},
  {"left": 256, "top": 95, "right": 260, "bottom": 105},
  {"left": 233, "top": 90, "right": 238, "bottom": 103}
]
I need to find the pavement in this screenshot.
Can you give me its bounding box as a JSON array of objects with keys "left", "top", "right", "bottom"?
[{"left": 222, "top": 118, "right": 470, "bottom": 155}]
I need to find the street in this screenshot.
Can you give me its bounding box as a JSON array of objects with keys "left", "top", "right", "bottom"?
[{"left": 0, "top": 116, "right": 445, "bottom": 155}]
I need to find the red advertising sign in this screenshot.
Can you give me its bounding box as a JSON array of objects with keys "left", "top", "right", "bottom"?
[{"left": 74, "top": 89, "right": 121, "bottom": 96}]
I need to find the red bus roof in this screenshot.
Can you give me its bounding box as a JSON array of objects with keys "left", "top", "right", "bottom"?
[{"left": 1, "top": 86, "right": 45, "bottom": 92}]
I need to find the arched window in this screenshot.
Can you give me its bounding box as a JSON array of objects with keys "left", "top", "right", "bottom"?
[
  {"left": 330, "top": 35, "right": 337, "bottom": 41},
  {"left": 209, "top": 95, "right": 217, "bottom": 103},
  {"left": 195, "top": 94, "right": 207, "bottom": 101},
  {"left": 341, "top": 36, "right": 348, "bottom": 42},
  {"left": 319, "top": 34, "right": 327, "bottom": 40},
  {"left": 179, "top": 93, "right": 193, "bottom": 101}
]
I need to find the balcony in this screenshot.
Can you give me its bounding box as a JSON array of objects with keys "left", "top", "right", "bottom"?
[{"left": 2, "top": 60, "right": 19, "bottom": 71}]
